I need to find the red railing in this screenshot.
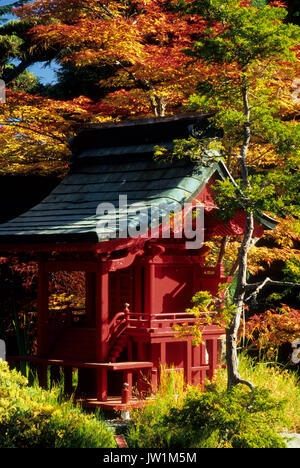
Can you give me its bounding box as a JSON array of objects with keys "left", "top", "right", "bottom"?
[
  {"left": 108, "top": 311, "right": 128, "bottom": 349},
  {"left": 126, "top": 311, "right": 198, "bottom": 331}
]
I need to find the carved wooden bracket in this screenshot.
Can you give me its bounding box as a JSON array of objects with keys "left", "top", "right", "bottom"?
[{"left": 107, "top": 249, "right": 144, "bottom": 272}]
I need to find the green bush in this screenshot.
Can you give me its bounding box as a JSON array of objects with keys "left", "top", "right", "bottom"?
[
  {"left": 127, "top": 360, "right": 293, "bottom": 448},
  {"left": 0, "top": 361, "right": 116, "bottom": 448},
  {"left": 164, "top": 386, "right": 287, "bottom": 448}
]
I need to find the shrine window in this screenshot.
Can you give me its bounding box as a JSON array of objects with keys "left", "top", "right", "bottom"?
[{"left": 48, "top": 271, "right": 87, "bottom": 328}]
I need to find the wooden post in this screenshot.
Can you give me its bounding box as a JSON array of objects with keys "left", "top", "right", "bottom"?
[
  {"left": 160, "top": 341, "right": 166, "bottom": 368},
  {"left": 192, "top": 343, "right": 200, "bottom": 386},
  {"left": 150, "top": 343, "right": 160, "bottom": 393},
  {"left": 96, "top": 261, "right": 109, "bottom": 401},
  {"left": 134, "top": 264, "right": 143, "bottom": 317},
  {"left": 50, "top": 365, "right": 61, "bottom": 387},
  {"left": 64, "top": 367, "right": 73, "bottom": 396},
  {"left": 97, "top": 368, "right": 108, "bottom": 401},
  {"left": 149, "top": 263, "right": 155, "bottom": 317},
  {"left": 37, "top": 261, "right": 49, "bottom": 389},
  {"left": 200, "top": 342, "right": 207, "bottom": 389},
  {"left": 145, "top": 261, "right": 155, "bottom": 327},
  {"left": 186, "top": 338, "right": 192, "bottom": 385},
  {"left": 75, "top": 271, "right": 96, "bottom": 396},
  {"left": 207, "top": 339, "right": 218, "bottom": 381},
  {"left": 123, "top": 370, "right": 133, "bottom": 401},
  {"left": 116, "top": 271, "right": 121, "bottom": 314},
  {"left": 99, "top": 263, "right": 109, "bottom": 362}
]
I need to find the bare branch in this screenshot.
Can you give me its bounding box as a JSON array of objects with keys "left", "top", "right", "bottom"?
[
  {"left": 244, "top": 277, "right": 300, "bottom": 303},
  {"left": 2, "top": 59, "right": 33, "bottom": 84},
  {"left": 235, "top": 377, "right": 255, "bottom": 390},
  {"left": 0, "top": 121, "right": 68, "bottom": 144}
]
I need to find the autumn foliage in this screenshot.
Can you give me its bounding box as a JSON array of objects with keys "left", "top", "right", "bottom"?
[
  {"left": 0, "top": 0, "right": 212, "bottom": 174},
  {"left": 0, "top": 0, "right": 298, "bottom": 366},
  {"left": 0, "top": 0, "right": 296, "bottom": 176},
  {"left": 244, "top": 305, "right": 300, "bottom": 360},
  {"left": 14, "top": 0, "right": 209, "bottom": 118}
]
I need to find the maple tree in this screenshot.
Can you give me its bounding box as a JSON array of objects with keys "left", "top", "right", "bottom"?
[
  {"left": 0, "top": 0, "right": 212, "bottom": 174},
  {"left": 0, "top": 0, "right": 298, "bottom": 175},
  {"left": 244, "top": 304, "right": 300, "bottom": 361},
  {"left": 14, "top": 0, "right": 208, "bottom": 117},
  {"left": 0, "top": 90, "right": 99, "bottom": 175},
  {"left": 1, "top": 0, "right": 297, "bottom": 174},
  {"left": 0, "top": 1, "right": 63, "bottom": 85},
  {"left": 163, "top": 0, "right": 300, "bottom": 389}
]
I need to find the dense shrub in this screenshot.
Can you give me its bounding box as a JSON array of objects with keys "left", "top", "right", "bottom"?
[
  {"left": 127, "top": 355, "right": 300, "bottom": 448},
  {"left": 0, "top": 361, "right": 116, "bottom": 448},
  {"left": 128, "top": 385, "right": 287, "bottom": 448},
  {"left": 217, "top": 353, "right": 300, "bottom": 433},
  {"left": 164, "top": 386, "right": 287, "bottom": 448}
]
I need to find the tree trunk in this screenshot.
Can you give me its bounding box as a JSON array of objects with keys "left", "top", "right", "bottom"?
[
  {"left": 150, "top": 93, "right": 167, "bottom": 117},
  {"left": 226, "top": 212, "right": 254, "bottom": 390},
  {"left": 226, "top": 85, "right": 254, "bottom": 390},
  {"left": 114, "top": 61, "right": 167, "bottom": 117}
]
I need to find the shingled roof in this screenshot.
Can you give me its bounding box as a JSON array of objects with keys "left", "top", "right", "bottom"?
[{"left": 0, "top": 113, "right": 276, "bottom": 244}]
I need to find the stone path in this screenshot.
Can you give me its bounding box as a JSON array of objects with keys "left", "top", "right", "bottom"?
[{"left": 281, "top": 434, "right": 300, "bottom": 448}]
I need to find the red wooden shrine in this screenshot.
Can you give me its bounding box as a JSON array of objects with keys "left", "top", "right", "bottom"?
[{"left": 0, "top": 114, "right": 276, "bottom": 410}]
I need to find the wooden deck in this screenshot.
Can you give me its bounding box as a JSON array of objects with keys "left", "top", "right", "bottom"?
[
  {"left": 7, "top": 355, "right": 153, "bottom": 410},
  {"left": 79, "top": 396, "right": 152, "bottom": 411},
  {"left": 7, "top": 356, "right": 153, "bottom": 371}
]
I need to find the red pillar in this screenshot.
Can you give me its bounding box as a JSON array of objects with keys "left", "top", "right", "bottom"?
[
  {"left": 134, "top": 264, "right": 143, "bottom": 317},
  {"left": 200, "top": 342, "right": 207, "bottom": 389},
  {"left": 145, "top": 261, "right": 155, "bottom": 327},
  {"left": 192, "top": 344, "right": 198, "bottom": 385},
  {"left": 207, "top": 339, "right": 218, "bottom": 381},
  {"left": 160, "top": 341, "right": 166, "bottom": 368},
  {"left": 123, "top": 370, "right": 133, "bottom": 401},
  {"left": 37, "top": 261, "right": 49, "bottom": 388},
  {"left": 150, "top": 343, "right": 160, "bottom": 393},
  {"left": 186, "top": 338, "right": 192, "bottom": 385},
  {"left": 96, "top": 261, "right": 109, "bottom": 401}
]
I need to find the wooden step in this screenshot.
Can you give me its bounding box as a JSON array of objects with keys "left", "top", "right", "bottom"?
[
  {"left": 108, "top": 333, "right": 128, "bottom": 362},
  {"left": 81, "top": 396, "right": 150, "bottom": 411}
]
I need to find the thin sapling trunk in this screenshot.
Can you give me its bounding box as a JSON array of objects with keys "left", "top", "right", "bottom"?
[{"left": 226, "top": 85, "right": 254, "bottom": 390}]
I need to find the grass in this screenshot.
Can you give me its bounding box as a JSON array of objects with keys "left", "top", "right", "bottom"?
[
  {"left": 126, "top": 354, "right": 300, "bottom": 448},
  {"left": 126, "top": 367, "right": 188, "bottom": 448},
  {"left": 216, "top": 354, "right": 300, "bottom": 433},
  {"left": 1, "top": 355, "right": 299, "bottom": 448},
  {"left": 0, "top": 360, "right": 117, "bottom": 448}
]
